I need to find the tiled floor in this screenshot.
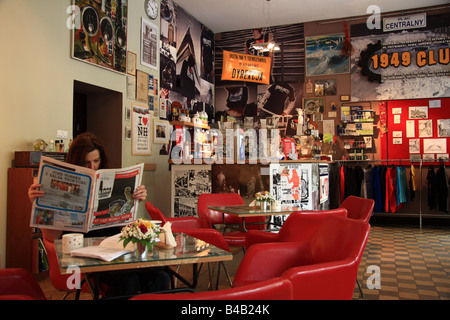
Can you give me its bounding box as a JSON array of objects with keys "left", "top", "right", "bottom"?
[
  {"left": 37, "top": 223, "right": 450, "bottom": 300},
  {"left": 354, "top": 224, "right": 450, "bottom": 300}
]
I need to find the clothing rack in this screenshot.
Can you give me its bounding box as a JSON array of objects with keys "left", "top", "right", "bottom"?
[{"left": 336, "top": 159, "right": 449, "bottom": 230}]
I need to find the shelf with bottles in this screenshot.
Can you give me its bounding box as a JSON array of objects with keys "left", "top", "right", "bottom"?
[
  {"left": 343, "top": 137, "right": 373, "bottom": 150},
  {"left": 169, "top": 119, "right": 215, "bottom": 163},
  {"left": 341, "top": 106, "right": 375, "bottom": 123},
  {"left": 337, "top": 123, "right": 374, "bottom": 136},
  {"left": 342, "top": 152, "right": 373, "bottom": 161}
]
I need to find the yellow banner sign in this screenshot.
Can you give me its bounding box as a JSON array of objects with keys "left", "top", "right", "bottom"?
[{"left": 221, "top": 50, "right": 272, "bottom": 85}]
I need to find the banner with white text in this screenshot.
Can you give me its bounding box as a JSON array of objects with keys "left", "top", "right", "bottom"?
[{"left": 221, "top": 50, "right": 272, "bottom": 85}]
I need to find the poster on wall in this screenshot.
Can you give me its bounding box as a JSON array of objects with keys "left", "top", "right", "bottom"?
[
  {"left": 71, "top": 0, "right": 128, "bottom": 74},
  {"left": 141, "top": 17, "right": 159, "bottom": 70},
  {"left": 269, "top": 163, "right": 312, "bottom": 210},
  {"left": 351, "top": 13, "right": 450, "bottom": 101},
  {"left": 171, "top": 165, "right": 211, "bottom": 217},
  {"left": 159, "top": 0, "right": 215, "bottom": 115},
  {"left": 319, "top": 164, "right": 329, "bottom": 204},
  {"left": 132, "top": 103, "right": 152, "bottom": 155},
  {"left": 305, "top": 33, "right": 350, "bottom": 76},
  {"left": 269, "top": 163, "right": 313, "bottom": 229}
]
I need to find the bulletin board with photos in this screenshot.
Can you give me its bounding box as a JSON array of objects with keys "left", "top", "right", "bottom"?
[{"left": 385, "top": 98, "right": 450, "bottom": 164}]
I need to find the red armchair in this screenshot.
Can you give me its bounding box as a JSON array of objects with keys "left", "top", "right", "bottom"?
[
  {"left": 130, "top": 277, "right": 293, "bottom": 300},
  {"left": 197, "top": 193, "right": 266, "bottom": 248},
  {"left": 340, "top": 195, "right": 375, "bottom": 223},
  {"left": 244, "top": 208, "right": 348, "bottom": 250},
  {"left": 233, "top": 214, "right": 370, "bottom": 300},
  {"left": 0, "top": 268, "right": 46, "bottom": 300}
]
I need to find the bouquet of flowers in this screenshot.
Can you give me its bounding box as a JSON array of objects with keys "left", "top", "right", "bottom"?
[
  {"left": 255, "top": 191, "right": 274, "bottom": 203},
  {"left": 120, "top": 219, "right": 160, "bottom": 251}
]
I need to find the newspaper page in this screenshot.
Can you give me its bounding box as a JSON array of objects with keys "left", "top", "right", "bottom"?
[{"left": 30, "top": 156, "right": 144, "bottom": 233}]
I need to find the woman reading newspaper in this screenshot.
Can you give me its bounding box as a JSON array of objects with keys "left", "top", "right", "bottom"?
[{"left": 28, "top": 132, "right": 170, "bottom": 298}]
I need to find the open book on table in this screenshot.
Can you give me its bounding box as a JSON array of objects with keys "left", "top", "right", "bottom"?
[
  {"left": 30, "top": 156, "right": 144, "bottom": 233},
  {"left": 70, "top": 234, "right": 134, "bottom": 262}
]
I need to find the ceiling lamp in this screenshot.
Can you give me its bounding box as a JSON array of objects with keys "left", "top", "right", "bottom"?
[{"left": 250, "top": 0, "right": 280, "bottom": 53}]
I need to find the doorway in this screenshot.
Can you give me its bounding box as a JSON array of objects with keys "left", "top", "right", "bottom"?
[{"left": 73, "top": 80, "right": 122, "bottom": 168}]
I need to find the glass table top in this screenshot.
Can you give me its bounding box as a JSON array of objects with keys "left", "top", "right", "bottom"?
[
  {"left": 208, "top": 204, "right": 299, "bottom": 217},
  {"left": 55, "top": 233, "right": 232, "bottom": 273}
]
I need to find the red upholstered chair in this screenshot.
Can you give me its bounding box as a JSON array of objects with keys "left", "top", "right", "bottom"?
[
  {"left": 233, "top": 214, "right": 370, "bottom": 300},
  {"left": 340, "top": 195, "right": 375, "bottom": 223},
  {"left": 0, "top": 268, "right": 47, "bottom": 300},
  {"left": 42, "top": 236, "right": 93, "bottom": 299},
  {"left": 339, "top": 195, "right": 374, "bottom": 297},
  {"left": 244, "top": 208, "right": 348, "bottom": 250},
  {"left": 197, "top": 193, "right": 266, "bottom": 248},
  {"left": 130, "top": 277, "right": 293, "bottom": 300}
]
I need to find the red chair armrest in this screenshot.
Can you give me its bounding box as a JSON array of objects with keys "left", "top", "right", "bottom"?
[
  {"left": 167, "top": 216, "right": 202, "bottom": 229},
  {"left": 233, "top": 242, "right": 311, "bottom": 287},
  {"left": 131, "top": 277, "right": 293, "bottom": 300},
  {"left": 281, "top": 259, "right": 358, "bottom": 300},
  {"left": 245, "top": 230, "right": 279, "bottom": 250}
]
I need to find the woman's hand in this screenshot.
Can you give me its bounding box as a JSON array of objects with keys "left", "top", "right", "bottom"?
[
  {"left": 133, "top": 185, "right": 147, "bottom": 202},
  {"left": 28, "top": 183, "right": 44, "bottom": 203}
]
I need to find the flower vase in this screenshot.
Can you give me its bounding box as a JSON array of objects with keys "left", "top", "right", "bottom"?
[
  {"left": 261, "top": 201, "right": 270, "bottom": 211},
  {"left": 135, "top": 242, "right": 149, "bottom": 259}
]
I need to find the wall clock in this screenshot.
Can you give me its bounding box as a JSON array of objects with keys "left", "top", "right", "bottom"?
[{"left": 145, "top": 0, "right": 158, "bottom": 20}]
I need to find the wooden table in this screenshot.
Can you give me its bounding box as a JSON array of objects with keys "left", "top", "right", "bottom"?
[
  {"left": 55, "top": 233, "right": 232, "bottom": 299},
  {"left": 208, "top": 204, "right": 299, "bottom": 232}
]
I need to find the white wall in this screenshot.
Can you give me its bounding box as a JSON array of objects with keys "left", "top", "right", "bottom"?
[{"left": 0, "top": 0, "right": 169, "bottom": 268}]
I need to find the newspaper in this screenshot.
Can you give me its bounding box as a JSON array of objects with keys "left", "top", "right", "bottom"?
[{"left": 30, "top": 156, "right": 144, "bottom": 233}]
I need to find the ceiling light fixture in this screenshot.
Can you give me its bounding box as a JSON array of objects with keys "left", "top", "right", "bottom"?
[{"left": 250, "top": 0, "right": 280, "bottom": 53}]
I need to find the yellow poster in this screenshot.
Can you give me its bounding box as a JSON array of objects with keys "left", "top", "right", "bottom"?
[{"left": 221, "top": 50, "right": 272, "bottom": 85}]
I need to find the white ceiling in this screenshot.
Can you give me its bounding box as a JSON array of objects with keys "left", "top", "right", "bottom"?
[{"left": 173, "top": 0, "right": 449, "bottom": 33}]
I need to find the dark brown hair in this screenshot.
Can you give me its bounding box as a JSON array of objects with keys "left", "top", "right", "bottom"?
[{"left": 66, "top": 132, "right": 111, "bottom": 169}]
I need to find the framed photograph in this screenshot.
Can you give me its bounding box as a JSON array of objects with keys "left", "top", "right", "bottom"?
[
  {"left": 71, "top": 0, "right": 128, "bottom": 74},
  {"left": 136, "top": 70, "right": 149, "bottom": 103},
  {"left": 340, "top": 95, "right": 350, "bottom": 102},
  {"left": 315, "top": 79, "right": 337, "bottom": 96},
  {"left": 126, "top": 51, "right": 137, "bottom": 76},
  {"left": 305, "top": 33, "right": 350, "bottom": 76},
  {"left": 153, "top": 119, "right": 170, "bottom": 144},
  {"left": 125, "top": 107, "right": 131, "bottom": 121},
  {"left": 303, "top": 98, "right": 324, "bottom": 114},
  {"left": 141, "top": 17, "right": 159, "bottom": 70}
]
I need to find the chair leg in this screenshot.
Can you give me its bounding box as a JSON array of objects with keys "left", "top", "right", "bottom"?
[
  {"left": 221, "top": 262, "right": 233, "bottom": 287},
  {"left": 215, "top": 261, "right": 233, "bottom": 290},
  {"left": 357, "top": 279, "right": 364, "bottom": 298}
]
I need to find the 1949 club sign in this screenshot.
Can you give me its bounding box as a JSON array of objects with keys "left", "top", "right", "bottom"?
[{"left": 351, "top": 12, "right": 450, "bottom": 101}]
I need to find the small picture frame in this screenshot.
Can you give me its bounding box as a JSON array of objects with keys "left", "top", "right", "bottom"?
[
  {"left": 125, "top": 107, "right": 131, "bottom": 121},
  {"left": 136, "top": 70, "right": 149, "bottom": 103},
  {"left": 153, "top": 119, "right": 170, "bottom": 144},
  {"left": 340, "top": 95, "right": 350, "bottom": 102},
  {"left": 303, "top": 97, "right": 324, "bottom": 114},
  {"left": 126, "top": 51, "right": 137, "bottom": 76}
]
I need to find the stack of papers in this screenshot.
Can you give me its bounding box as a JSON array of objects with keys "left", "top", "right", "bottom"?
[{"left": 70, "top": 234, "right": 134, "bottom": 262}]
